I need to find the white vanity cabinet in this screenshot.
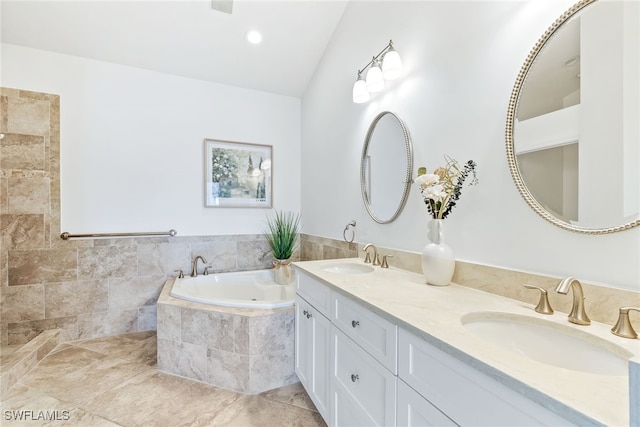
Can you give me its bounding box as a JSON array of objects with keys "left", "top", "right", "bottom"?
[
  {"left": 398, "top": 328, "right": 572, "bottom": 426},
  {"left": 295, "top": 273, "right": 332, "bottom": 421},
  {"left": 296, "top": 270, "right": 398, "bottom": 427},
  {"left": 295, "top": 268, "right": 574, "bottom": 427}
]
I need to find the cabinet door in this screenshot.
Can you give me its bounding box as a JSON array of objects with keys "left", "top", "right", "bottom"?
[
  {"left": 295, "top": 296, "right": 313, "bottom": 387},
  {"left": 311, "top": 302, "right": 331, "bottom": 421},
  {"left": 295, "top": 295, "right": 331, "bottom": 422},
  {"left": 331, "top": 326, "right": 396, "bottom": 427},
  {"left": 397, "top": 380, "right": 457, "bottom": 427}
]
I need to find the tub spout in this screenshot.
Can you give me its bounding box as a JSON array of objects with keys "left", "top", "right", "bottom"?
[{"left": 191, "top": 255, "right": 208, "bottom": 277}]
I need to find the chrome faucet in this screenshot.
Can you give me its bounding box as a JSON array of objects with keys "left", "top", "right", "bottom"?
[
  {"left": 555, "top": 277, "right": 591, "bottom": 325},
  {"left": 191, "top": 255, "right": 208, "bottom": 277}
]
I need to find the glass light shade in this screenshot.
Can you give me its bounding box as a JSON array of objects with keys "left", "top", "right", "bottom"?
[
  {"left": 382, "top": 49, "right": 402, "bottom": 80},
  {"left": 353, "top": 77, "right": 370, "bottom": 103},
  {"left": 366, "top": 63, "right": 384, "bottom": 93}
]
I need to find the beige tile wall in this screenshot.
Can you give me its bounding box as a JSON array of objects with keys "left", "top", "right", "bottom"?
[{"left": 299, "top": 234, "right": 358, "bottom": 260}]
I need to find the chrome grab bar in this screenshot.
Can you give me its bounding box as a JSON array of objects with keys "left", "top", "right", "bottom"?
[{"left": 60, "top": 229, "right": 177, "bottom": 240}]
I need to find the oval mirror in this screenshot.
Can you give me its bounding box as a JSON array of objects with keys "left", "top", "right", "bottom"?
[
  {"left": 360, "top": 111, "right": 413, "bottom": 224},
  {"left": 506, "top": 0, "right": 640, "bottom": 234}
]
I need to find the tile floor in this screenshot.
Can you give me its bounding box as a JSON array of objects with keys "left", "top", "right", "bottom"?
[{"left": 0, "top": 331, "right": 326, "bottom": 426}]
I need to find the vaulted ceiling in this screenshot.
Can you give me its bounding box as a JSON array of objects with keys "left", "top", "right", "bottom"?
[{"left": 1, "top": 1, "right": 348, "bottom": 97}]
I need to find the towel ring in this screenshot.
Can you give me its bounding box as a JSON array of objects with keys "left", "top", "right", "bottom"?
[{"left": 343, "top": 220, "right": 356, "bottom": 243}]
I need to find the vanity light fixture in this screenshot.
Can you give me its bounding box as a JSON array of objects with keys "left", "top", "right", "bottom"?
[
  {"left": 352, "top": 73, "right": 370, "bottom": 103},
  {"left": 352, "top": 40, "right": 403, "bottom": 103},
  {"left": 365, "top": 59, "right": 384, "bottom": 93}
]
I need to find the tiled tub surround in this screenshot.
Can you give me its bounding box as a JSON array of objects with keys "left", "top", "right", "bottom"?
[
  {"left": 294, "top": 258, "right": 640, "bottom": 426},
  {"left": 156, "top": 278, "right": 297, "bottom": 394}
]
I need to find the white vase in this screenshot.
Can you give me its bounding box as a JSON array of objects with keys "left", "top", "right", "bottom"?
[
  {"left": 421, "top": 219, "right": 455, "bottom": 286},
  {"left": 273, "top": 258, "right": 294, "bottom": 285}
]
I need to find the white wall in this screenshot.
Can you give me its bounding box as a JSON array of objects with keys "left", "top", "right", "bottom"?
[
  {"left": 301, "top": 1, "right": 640, "bottom": 291},
  {"left": 2, "top": 43, "right": 301, "bottom": 236}
]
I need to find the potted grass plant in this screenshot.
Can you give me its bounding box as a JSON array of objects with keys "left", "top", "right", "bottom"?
[{"left": 265, "top": 211, "right": 301, "bottom": 285}]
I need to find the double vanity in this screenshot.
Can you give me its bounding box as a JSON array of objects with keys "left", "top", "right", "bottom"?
[{"left": 293, "top": 258, "right": 640, "bottom": 426}]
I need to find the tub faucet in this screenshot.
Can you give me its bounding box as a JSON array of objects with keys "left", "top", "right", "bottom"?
[
  {"left": 555, "top": 277, "right": 591, "bottom": 325},
  {"left": 191, "top": 255, "right": 208, "bottom": 277}
]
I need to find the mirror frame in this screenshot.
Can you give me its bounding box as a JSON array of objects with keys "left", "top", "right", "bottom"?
[
  {"left": 360, "top": 111, "right": 414, "bottom": 224},
  {"left": 505, "top": 0, "right": 640, "bottom": 234}
]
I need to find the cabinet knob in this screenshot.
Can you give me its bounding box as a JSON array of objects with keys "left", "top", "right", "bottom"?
[
  {"left": 303, "top": 309, "right": 312, "bottom": 319},
  {"left": 351, "top": 374, "right": 359, "bottom": 383},
  {"left": 351, "top": 320, "right": 360, "bottom": 328}
]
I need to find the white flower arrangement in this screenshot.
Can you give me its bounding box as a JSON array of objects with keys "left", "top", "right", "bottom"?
[{"left": 416, "top": 156, "right": 478, "bottom": 220}]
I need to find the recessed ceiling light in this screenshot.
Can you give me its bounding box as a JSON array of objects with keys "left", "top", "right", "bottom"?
[{"left": 246, "top": 30, "right": 262, "bottom": 45}]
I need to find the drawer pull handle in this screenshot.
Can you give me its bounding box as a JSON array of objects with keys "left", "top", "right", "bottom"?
[
  {"left": 351, "top": 374, "right": 359, "bottom": 383},
  {"left": 351, "top": 320, "right": 360, "bottom": 328}
]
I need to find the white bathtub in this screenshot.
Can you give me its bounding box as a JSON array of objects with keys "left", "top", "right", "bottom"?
[{"left": 170, "top": 269, "right": 295, "bottom": 309}]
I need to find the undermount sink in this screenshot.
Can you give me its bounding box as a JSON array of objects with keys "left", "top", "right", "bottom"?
[
  {"left": 461, "top": 312, "right": 632, "bottom": 376},
  {"left": 321, "top": 263, "right": 374, "bottom": 275}
]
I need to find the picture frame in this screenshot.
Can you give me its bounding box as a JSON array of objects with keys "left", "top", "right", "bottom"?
[{"left": 204, "top": 139, "right": 273, "bottom": 208}]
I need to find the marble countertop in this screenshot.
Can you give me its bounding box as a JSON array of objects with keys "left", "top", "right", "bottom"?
[{"left": 293, "top": 258, "right": 640, "bottom": 426}]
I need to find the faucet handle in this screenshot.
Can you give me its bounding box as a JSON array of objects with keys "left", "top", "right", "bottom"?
[
  {"left": 381, "top": 255, "right": 393, "bottom": 269},
  {"left": 363, "top": 250, "right": 372, "bottom": 264},
  {"left": 611, "top": 307, "right": 640, "bottom": 339},
  {"left": 523, "top": 284, "right": 554, "bottom": 315},
  {"left": 203, "top": 266, "right": 214, "bottom": 276},
  {"left": 174, "top": 269, "right": 184, "bottom": 279}
]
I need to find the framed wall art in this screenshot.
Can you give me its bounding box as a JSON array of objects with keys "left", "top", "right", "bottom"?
[{"left": 204, "top": 139, "right": 272, "bottom": 208}]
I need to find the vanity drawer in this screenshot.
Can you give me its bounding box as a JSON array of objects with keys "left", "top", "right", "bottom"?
[
  {"left": 398, "top": 328, "right": 571, "bottom": 426},
  {"left": 296, "top": 271, "right": 332, "bottom": 316},
  {"left": 332, "top": 326, "right": 396, "bottom": 427},
  {"left": 332, "top": 291, "right": 397, "bottom": 373}
]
